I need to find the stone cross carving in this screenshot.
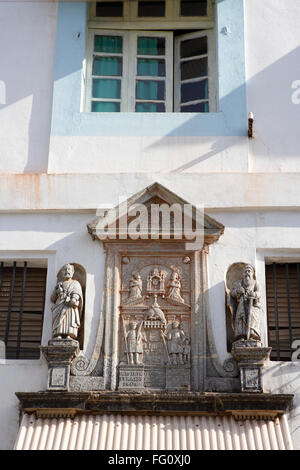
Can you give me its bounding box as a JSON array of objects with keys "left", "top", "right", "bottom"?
[
  {"left": 229, "top": 264, "right": 262, "bottom": 344},
  {"left": 51, "top": 263, "right": 83, "bottom": 341}
]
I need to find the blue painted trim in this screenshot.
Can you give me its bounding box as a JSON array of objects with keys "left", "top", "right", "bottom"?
[{"left": 51, "top": 1, "right": 247, "bottom": 137}]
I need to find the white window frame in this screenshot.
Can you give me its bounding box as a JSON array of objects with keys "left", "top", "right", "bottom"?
[
  {"left": 85, "top": 0, "right": 216, "bottom": 113},
  {"left": 86, "top": 29, "right": 129, "bottom": 112},
  {"left": 129, "top": 30, "right": 173, "bottom": 113},
  {"left": 88, "top": 0, "right": 215, "bottom": 30},
  {"left": 86, "top": 29, "right": 173, "bottom": 112},
  {"left": 174, "top": 29, "right": 216, "bottom": 112}
]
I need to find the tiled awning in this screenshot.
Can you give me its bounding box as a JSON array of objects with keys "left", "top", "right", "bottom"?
[{"left": 14, "top": 413, "right": 293, "bottom": 450}]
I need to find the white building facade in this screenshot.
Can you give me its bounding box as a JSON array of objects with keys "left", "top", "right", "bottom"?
[{"left": 0, "top": 0, "right": 300, "bottom": 450}]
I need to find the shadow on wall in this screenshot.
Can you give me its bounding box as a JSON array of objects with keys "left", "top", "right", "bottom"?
[
  {"left": 0, "top": 2, "right": 58, "bottom": 173},
  {"left": 0, "top": 1, "right": 299, "bottom": 173},
  {"left": 144, "top": 46, "right": 300, "bottom": 174},
  {"left": 246, "top": 46, "right": 300, "bottom": 163}
]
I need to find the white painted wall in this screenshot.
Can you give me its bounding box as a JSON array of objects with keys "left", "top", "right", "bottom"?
[
  {"left": 0, "top": 2, "right": 57, "bottom": 173},
  {"left": 245, "top": 0, "right": 300, "bottom": 172},
  {"left": 0, "top": 0, "right": 300, "bottom": 174},
  {"left": 48, "top": 136, "right": 249, "bottom": 174},
  {"left": 0, "top": 0, "right": 300, "bottom": 451}
]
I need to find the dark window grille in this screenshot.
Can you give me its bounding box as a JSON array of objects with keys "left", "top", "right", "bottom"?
[
  {"left": 266, "top": 263, "right": 300, "bottom": 361},
  {"left": 0, "top": 262, "right": 47, "bottom": 359},
  {"left": 180, "top": 0, "right": 207, "bottom": 17},
  {"left": 96, "top": 1, "right": 124, "bottom": 17}
]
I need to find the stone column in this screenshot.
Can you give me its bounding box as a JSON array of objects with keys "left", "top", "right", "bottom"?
[
  {"left": 231, "top": 340, "right": 271, "bottom": 393},
  {"left": 41, "top": 339, "right": 79, "bottom": 391}
]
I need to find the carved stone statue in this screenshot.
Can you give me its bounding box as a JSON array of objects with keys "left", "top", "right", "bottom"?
[
  {"left": 229, "top": 264, "right": 261, "bottom": 343},
  {"left": 51, "top": 264, "right": 83, "bottom": 340},
  {"left": 162, "top": 320, "right": 187, "bottom": 365},
  {"left": 124, "top": 320, "right": 146, "bottom": 365},
  {"left": 125, "top": 272, "right": 143, "bottom": 304},
  {"left": 167, "top": 269, "right": 185, "bottom": 304}
]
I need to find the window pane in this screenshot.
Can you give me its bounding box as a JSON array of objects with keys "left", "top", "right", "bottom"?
[
  {"left": 94, "top": 35, "right": 123, "bottom": 54},
  {"left": 137, "top": 37, "right": 165, "bottom": 56},
  {"left": 137, "top": 59, "right": 165, "bottom": 77},
  {"left": 181, "top": 57, "right": 207, "bottom": 80},
  {"left": 136, "top": 80, "right": 165, "bottom": 100},
  {"left": 92, "top": 101, "right": 120, "bottom": 112},
  {"left": 180, "top": 0, "right": 207, "bottom": 16},
  {"left": 181, "top": 102, "right": 209, "bottom": 112},
  {"left": 92, "top": 78, "right": 121, "bottom": 99},
  {"left": 181, "top": 79, "right": 208, "bottom": 103},
  {"left": 138, "top": 1, "right": 165, "bottom": 17},
  {"left": 136, "top": 102, "right": 165, "bottom": 112},
  {"left": 180, "top": 36, "right": 207, "bottom": 59},
  {"left": 93, "top": 57, "right": 122, "bottom": 76},
  {"left": 96, "top": 2, "right": 123, "bottom": 17}
]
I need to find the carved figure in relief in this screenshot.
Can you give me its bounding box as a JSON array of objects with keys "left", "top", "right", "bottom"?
[
  {"left": 167, "top": 269, "right": 185, "bottom": 304},
  {"left": 51, "top": 264, "right": 83, "bottom": 340},
  {"left": 162, "top": 320, "right": 187, "bottom": 365},
  {"left": 125, "top": 272, "right": 143, "bottom": 304},
  {"left": 124, "top": 320, "right": 146, "bottom": 365},
  {"left": 230, "top": 265, "right": 262, "bottom": 342},
  {"left": 145, "top": 295, "right": 166, "bottom": 324}
]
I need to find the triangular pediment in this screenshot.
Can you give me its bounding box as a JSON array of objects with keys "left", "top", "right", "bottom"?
[{"left": 87, "top": 182, "right": 224, "bottom": 245}]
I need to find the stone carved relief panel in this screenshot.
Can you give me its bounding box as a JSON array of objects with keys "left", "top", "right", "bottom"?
[{"left": 119, "top": 255, "right": 191, "bottom": 390}]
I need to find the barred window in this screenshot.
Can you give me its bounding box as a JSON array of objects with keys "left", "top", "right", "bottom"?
[
  {"left": 266, "top": 263, "right": 300, "bottom": 361},
  {"left": 0, "top": 262, "right": 47, "bottom": 359}
]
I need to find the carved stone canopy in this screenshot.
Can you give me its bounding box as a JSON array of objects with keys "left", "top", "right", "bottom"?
[{"left": 87, "top": 182, "right": 224, "bottom": 246}]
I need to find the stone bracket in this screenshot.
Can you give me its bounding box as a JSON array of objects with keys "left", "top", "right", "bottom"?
[
  {"left": 41, "top": 339, "right": 79, "bottom": 391},
  {"left": 231, "top": 343, "right": 272, "bottom": 393}
]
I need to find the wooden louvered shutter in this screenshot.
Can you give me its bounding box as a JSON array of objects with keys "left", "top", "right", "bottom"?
[
  {"left": 265, "top": 263, "right": 300, "bottom": 361},
  {"left": 0, "top": 263, "right": 47, "bottom": 359}
]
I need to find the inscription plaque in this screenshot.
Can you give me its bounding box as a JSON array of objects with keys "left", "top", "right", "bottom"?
[{"left": 119, "top": 366, "right": 144, "bottom": 389}]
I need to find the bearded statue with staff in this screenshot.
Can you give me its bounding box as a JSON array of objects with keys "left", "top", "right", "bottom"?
[
  {"left": 51, "top": 264, "right": 83, "bottom": 341},
  {"left": 229, "top": 264, "right": 261, "bottom": 343}
]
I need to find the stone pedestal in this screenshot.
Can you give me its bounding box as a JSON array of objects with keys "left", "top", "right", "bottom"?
[
  {"left": 231, "top": 340, "right": 271, "bottom": 393},
  {"left": 41, "top": 339, "right": 79, "bottom": 391}
]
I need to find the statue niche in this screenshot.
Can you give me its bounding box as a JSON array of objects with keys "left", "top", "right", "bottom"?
[
  {"left": 226, "top": 263, "right": 262, "bottom": 351},
  {"left": 51, "top": 263, "right": 86, "bottom": 348}
]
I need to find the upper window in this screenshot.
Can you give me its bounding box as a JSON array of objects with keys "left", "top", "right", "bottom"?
[
  {"left": 266, "top": 263, "right": 300, "bottom": 361},
  {"left": 85, "top": 0, "right": 216, "bottom": 112},
  {"left": 0, "top": 261, "right": 47, "bottom": 359}
]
